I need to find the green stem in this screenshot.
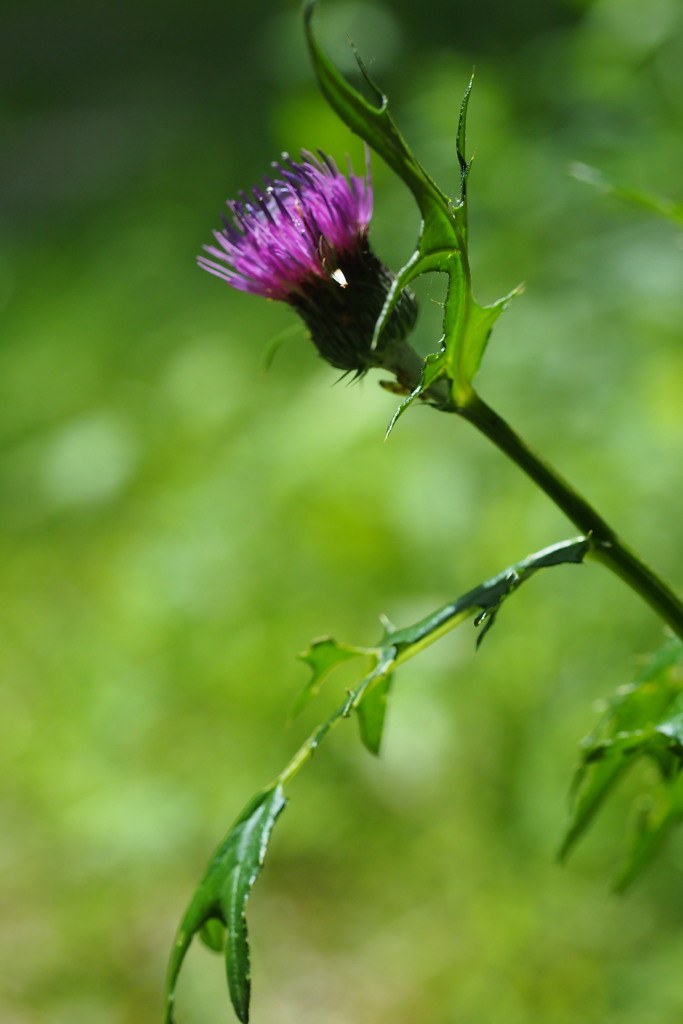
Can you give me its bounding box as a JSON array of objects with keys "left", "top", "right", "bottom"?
[{"left": 458, "top": 390, "right": 683, "bottom": 640}]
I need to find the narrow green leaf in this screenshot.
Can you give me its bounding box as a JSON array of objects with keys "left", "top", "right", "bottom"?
[
  {"left": 558, "top": 757, "right": 631, "bottom": 863},
  {"left": 168, "top": 649, "right": 400, "bottom": 1024},
  {"left": 293, "top": 637, "right": 368, "bottom": 718},
  {"left": 165, "top": 785, "right": 287, "bottom": 1024},
  {"left": 279, "top": 644, "right": 398, "bottom": 787},
  {"left": 445, "top": 286, "right": 523, "bottom": 398},
  {"left": 456, "top": 300, "right": 500, "bottom": 393},
  {"left": 465, "top": 290, "right": 523, "bottom": 383},
  {"left": 260, "top": 323, "right": 304, "bottom": 372},
  {"left": 170, "top": 537, "right": 593, "bottom": 1023},
  {"left": 654, "top": 709, "right": 683, "bottom": 752},
  {"left": 638, "top": 637, "right": 683, "bottom": 682},
  {"left": 356, "top": 672, "right": 394, "bottom": 755},
  {"left": 571, "top": 162, "right": 683, "bottom": 228},
  {"left": 560, "top": 639, "right": 683, "bottom": 866},
  {"left": 455, "top": 72, "right": 474, "bottom": 214},
  {"left": 386, "top": 536, "right": 589, "bottom": 651},
  {"left": 371, "top": 249, "right": 455, "bottom": 352},
  {"left": 385, "top": 350, "right": 448, "bottom": 438},
  {"left": 303, "top": 1, "right": 453, "bottom": 234},
  {"left": 615, "top": 768, "right": 683, "bottom": 892}
]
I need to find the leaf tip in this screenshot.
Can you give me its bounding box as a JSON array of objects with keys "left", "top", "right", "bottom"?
[
  {"left": 302, "top": 0, "right": 317, "bottom": 25},
  {"left": 350, "top": 39, "right": 385, "bottom": 110},
  {"left": 569, "top": 161, "right": 606, "bottom": 190},
  {"left": 555, "top": 835, "right": 572, "bottom": 865}
]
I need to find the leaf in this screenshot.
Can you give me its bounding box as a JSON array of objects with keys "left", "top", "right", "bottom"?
[
  {"left": 385, "top": 536, "right": 589, "bottom": 652},
  {"left": 304, "top": 0, "right": 471, "bottom": 392},
  {"left": 260, "top": 323, "right": 304, "bottom": 371},
  {"left": 639, "top": 636, "right": 683, "bottom": 682},
  {"left": 654, "top": 709, "right": 683, "bottom": 752},
  {"left": 614, "top": 767, "right": 683, "bottom": 892},
  {"left": 169, "top": 536, "right": 594, "bottom": 1022},
  {"left": 165, "top": 785, "right": 287, "bottom": 1024},
  {"left": 558, "top": 756, "right": 631, "bottom": 863},
  {"left": 455, "top": 71, "right": 474, "bottom": 208},
  {"left": 385, "top": 350, "right": 448, "bottom": 437},
  {"left": 448, "top": 288, "right": 523, "bottom": 390},
  {"left": 303, "top": 1, "right": 454, "bottom": 238},
  {"left": 293, "top": 636, "right": 368, "bottom": 718},
  {"left": 559, "top": 639, "right": 683, "bottom": 871},
  {"left": 372, "top": 249, "right": 455, "bottom": 352},
  {"left": 571, "top": 162, "right": 683, "bottom": 228},
  {"left": 199, "top": 917, "right": 226, "bottom": 953},
  {"left": 356, "top": 672, "right": 394, "bottom": 755}
]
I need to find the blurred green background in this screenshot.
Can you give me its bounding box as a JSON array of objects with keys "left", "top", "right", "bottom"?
[{"left": 3, "top": 0, "right": 683, "bottom": 1021}]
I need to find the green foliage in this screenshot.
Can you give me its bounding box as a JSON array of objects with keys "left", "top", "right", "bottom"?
[
  {"left": 561, "top": 639, "right": 683, "bottom": 889},
  {"left": 571, "top": 163, "right": 683, "bottom": 229},
  {"left": 165, "top": 13, "right": 683, "bottom": 1017},
  {"left": 8, "top": 0, "right": 683, "bottom": 1021},
  {"left": 166, "top": 785, "right": 287, "bottom": 1024},
  {"left": 167, "top": 22, "right": 683, "bottom": 1014},
  {"left": 167, "top": 536, "right": 590, "bottom": 1021},
  {"left": 355, "top": 671, "right": 393, "bottom": 755},
  {"left": 292, "top": 636, "right": 368, "bottom": 718},
  {"left": 303, "top": 2, "right": 454, "bottom": 235}
]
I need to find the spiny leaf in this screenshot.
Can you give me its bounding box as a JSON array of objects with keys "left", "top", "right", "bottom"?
[
  {"left": 654, "top": 709, "right": 683, "bottom": 752},
  {"left": 303, "top": 1, "right": 454, "bottom": 236},
  {"left": 169, "top": 536, "right": 593, "bottom": 1022},
  {"left": 455, "top": 72, "right": 474, "bottom": 216},
  {"left": 558, "top": 756, "right": 631, "bottom": 863},
  {"left": 559, "top": 639, "right": 683, "bottom": 870},
  {"left": 385, "top": 536, "right": 589, "bottom": 651},
  {"left": 278, "top": 644, "right": 399, "bottom": 787},
  {"left": 385, "top": 350, "right": 448, "bottom": 437},
  {"left": 445, "top": 285, "right": 524, "bottom": 402},
  {"left": 614, "top": 767, "right": 683, "bottom": 892},
  {"left": 295, "top": 541, "right": 589, "bottom": 760},
  {"left": 165, "top": 785, "right": 287, "bottom": 1024},
  {"left": 167, "top": 652, "right": 399, "bottom": 1022},
  {"left": 372, "top": 249, "right": 456, "bottom": 353},
  {"left": 304, "top": 0, "right": 471, "bottom": 389},
  {"left": 293, "top": 636, "right": 369, "bottom": 718},
  {"left": 462, "top": 289, "right": 524, "bottom": 386}
]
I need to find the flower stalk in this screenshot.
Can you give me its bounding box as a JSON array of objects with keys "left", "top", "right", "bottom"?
[{"left": 456, "top": 390, "right": 683, "bottom": 639}]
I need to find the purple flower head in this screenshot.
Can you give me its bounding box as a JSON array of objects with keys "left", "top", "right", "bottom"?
[
  {"left": 199, "top": 150, "right": 372, "bottom": 300},
  {"left": 198, "top": 150, "right": 418, "bottom": 375}
]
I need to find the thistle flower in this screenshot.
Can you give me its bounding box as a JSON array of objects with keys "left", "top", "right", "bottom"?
[{"left": 198, "top": 150, "right": 421, "bottom": 382}]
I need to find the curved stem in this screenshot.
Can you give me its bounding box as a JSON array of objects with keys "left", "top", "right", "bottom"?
[{"left": 458, "top": 390, "right": 683, "bottom": 640}]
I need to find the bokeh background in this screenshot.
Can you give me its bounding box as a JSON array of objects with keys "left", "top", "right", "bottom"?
[{"left": 3, "top": 0, "right": 683, "bottom": 1021}]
